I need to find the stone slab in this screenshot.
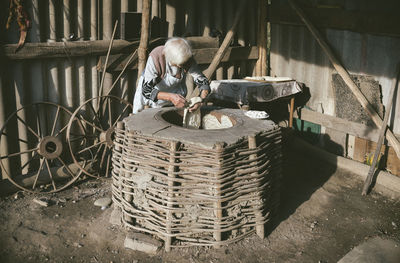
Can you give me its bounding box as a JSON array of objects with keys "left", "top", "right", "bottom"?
[
  {"left": 124, "top": 107, "right": 279, "bottom": 149},
  {"left": 124, "top": 232, "right": 163, "bottom": 255}
]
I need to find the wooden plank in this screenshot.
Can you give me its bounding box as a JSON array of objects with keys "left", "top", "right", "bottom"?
[
  {"left": 2, "top": 36, "right": 218, "bottom": 60},
  {"left": 2, "top": 39, "right": 139, "bottom": 60},
  {"left": 294, "top": 108, "right": 381, "bottom": 142},
  {"left": 270, "top": 6, "right": 400, "bottom": 37},
  {"left": 354, "top": 137, "right": 400, "bottom": 176},
  {"left": 98, "top": 46, "right": 259, "bottom": 72},
  {"left": 293, "top": 108, "right": 400, "bottom": 176}
]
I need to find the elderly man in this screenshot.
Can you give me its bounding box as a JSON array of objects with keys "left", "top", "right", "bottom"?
[{"left": 133, "top": 37, "right": 210, "bottom": 114}]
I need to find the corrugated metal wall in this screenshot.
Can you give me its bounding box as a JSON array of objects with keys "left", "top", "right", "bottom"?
[
  {"left": 270, "top": 1, "right": 400, "bottom": 134},
  {"left": 0, "top": 0, "right": 259, "bottom": 179}
]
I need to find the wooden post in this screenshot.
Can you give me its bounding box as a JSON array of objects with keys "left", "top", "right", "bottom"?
[
  {"left": 137, "top": 0, "right": 151, "bottom": 85},
  {"left": 289, "top": 97, "right": 295, "bottom": 128},
  {"left": 248, "top": 135, "right": 264, "bottom": 239},
  {"left": 362, "top": 65, "right": 400, "bottom": 195},
  {"left": 213, "top": 143, "right": 224, "bottom": 249},
  {"left": 165, "top": 141, "right": 178, "bottom": 252},
  {"left": 256, "top": 0, "right": 267, "bottom": 76},
  {"left": 288, "top": 0, "right": 400, "bottom": 159}
]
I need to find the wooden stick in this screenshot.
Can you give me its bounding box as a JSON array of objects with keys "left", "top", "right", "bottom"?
[
  {"left": 106, "top": 49, "right": 138, "bottom": 96},
  {"left": 362, "top": 65, "right": 400, "bottom": 195},
  {"left": 248, "top": 135, "right": 264, "bottom": 239},
  {"left": 289, "top": 97, "right": 295, "bottom": 128},
  {"left": 98, "top": 21, "right": 118, "bottom": 98},
  {"left": 288, "top": 0, "right": 400, "bottom": 159},
  {"left": 213, "top": 143, "right": 224, "bottom": 249},
  {"left": 137, "top": 0, "right": 151, "bottom": 86},
  {"left": 165, "top": 141, "right": 178, "bottom": 252},
  {"left": 203, "top": 0, "right": 247, "bottom": 79}
]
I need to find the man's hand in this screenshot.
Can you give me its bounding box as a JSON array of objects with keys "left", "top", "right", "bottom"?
[
  {"left": 188, "top": 101, "right": 201, "bottom": 112},
  {"left": 169, "top": 93, "right": 187, "bottom": 108},
  {"left": 188, "top": 96, "right": 204, "bottom": 112},
  {"left": 157, "top": 92, "right": 187, "bottom": 108}
]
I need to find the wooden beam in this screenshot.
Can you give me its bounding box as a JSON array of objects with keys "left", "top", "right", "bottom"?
[
  {"left": 293, "top": 108, "right": 400, "bottom": 145},
  {"left": 362, "top": 65, "right": 399, "bottom": 195},
  {"left": 137, "top": 0, "right": 151, "bottom": 79},
  {"left": 98, "top": 46, "right": 259, "bottom": 72},
  {"left": 256, "top": 0, "right": 268, "bottom": 76},
  {"left": 288, "top": 0, "right": 400, "bottom": 159},
  {"left": 270, "top": 5, "right": 400, "bottom": 37},
  {"left": 194, "top": 46, "right": 258, "bottom": 65},
  {"left": 1, "top": 36, "right": 218, "bottom": 61},
  {"left": 2, "top": 39, "right": 139, "bottom": 60}
]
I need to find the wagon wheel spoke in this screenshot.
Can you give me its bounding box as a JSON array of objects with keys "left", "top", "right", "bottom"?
[
  {"left": 32, "top": 157, "right": 45, "bottom": 190},
  {"left": 77, "top": 140, "right": 106, "bottom": 155},
  {"left": 56, "top": 157, "right": 77, "bottom": 179},
  {"left": 44, "top": 159, "right": 57, "bottom": 191},
  {"left": 0, "top": 147, "right": 39, "bottom": 159},
  {"left": 50, "top": 106, "right": 61, "bottom": 136},
  {"left": 88, "top": 102, "right": 104, "bottom": 130},
  {"left": 35, "top": 104, "right": 43, "bottom": 138},
  {"left": 105, "top": 153, "right": 111, "bottom": 178},
  {"left": 107, "top": 98, "right": 113, "bottom": 127},
  {"left": 99, "top": 144, "right": 108, "bottom": 170},
  {"left": 78, "top": 117, "right": 104, "bottom": 133},
  {"left": 16, "top": 115, "right": 40, "bottom": 139},
  {"left": 68, "top": 134, "right": 89, "bottom": 143},
  {"left": 93, "top": 143, "right": 105, "bottom": 161},
  {"left": 20, "top": 152, "right": 39, "bottom": 171},
  {"left": 2, "top": 132, "right": 30, "bottom": 145},
  {"left": 53, "top": 123, "right": 69, "bottom": 138},
  {"left": 113, "top": 104, "right": 130, "bottom": 127}
]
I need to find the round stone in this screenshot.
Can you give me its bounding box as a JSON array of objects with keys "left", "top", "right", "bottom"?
[{"left": 94, "top": 197, "right": 112, "bottom": 207}]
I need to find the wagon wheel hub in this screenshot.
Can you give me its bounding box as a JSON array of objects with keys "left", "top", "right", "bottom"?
[
  {"left": 100, "top": 127, "right": 115, "bottom": 148},
  {"left": 37, "top": 136, "right": 63, "bottom": 159}
]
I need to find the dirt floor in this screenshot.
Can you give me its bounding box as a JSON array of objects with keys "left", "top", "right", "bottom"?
[{"left": 1, "top": 143, "right": 400, "bottom": 263}]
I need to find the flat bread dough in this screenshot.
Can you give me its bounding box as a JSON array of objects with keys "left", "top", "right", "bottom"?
[{"left": 183, "top": 97, "right": 203, "bottom": 129}]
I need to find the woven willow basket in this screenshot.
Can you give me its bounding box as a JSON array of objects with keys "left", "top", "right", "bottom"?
[{"left": 111, "top": 107, "right": 282, "bottom": 251}]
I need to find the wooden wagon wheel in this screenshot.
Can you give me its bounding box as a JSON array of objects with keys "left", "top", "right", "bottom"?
[
  {"left": 66, "top": 95, "right": 132, "bottom": 178},
  {"left": 0, "top": 102, "right": 84, "bottom": 193}
]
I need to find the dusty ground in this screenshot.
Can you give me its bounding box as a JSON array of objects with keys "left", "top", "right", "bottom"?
[{"left": 1, "top": 144, "right": 400, "bottom": 263}]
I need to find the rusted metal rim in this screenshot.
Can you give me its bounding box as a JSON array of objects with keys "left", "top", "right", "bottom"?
[
  {"left": 0, "top": 102, "right": 84, "bottom": 193},
  {"left": 66, "top": 95, "right": 132, "bottom": 179},
  {"left": 37, "top": 136, "right": 63, "bottom": 159}
]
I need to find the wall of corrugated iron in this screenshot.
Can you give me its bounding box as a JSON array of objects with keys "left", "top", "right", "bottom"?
[
  {"left": 270, "top": 3, "right": 400, "bottom": 134},
  {"left": 0, "top": 0, "right": 259, "bottom": 179}
]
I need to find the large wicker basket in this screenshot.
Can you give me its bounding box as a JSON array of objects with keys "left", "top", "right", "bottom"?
[{"left": 111, "top": 107, "right": 282, "bottom": 251}]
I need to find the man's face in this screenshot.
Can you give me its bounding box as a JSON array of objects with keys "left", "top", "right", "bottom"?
[{"left": 171, "top": 58, "right": 192, "bottom": 73}]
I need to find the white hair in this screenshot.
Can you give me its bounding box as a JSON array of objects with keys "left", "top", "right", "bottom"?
[{"left": 163, "top": 37, "right": 193, "bottom": 66}]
